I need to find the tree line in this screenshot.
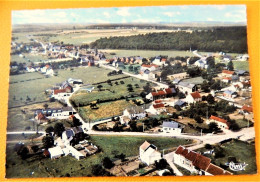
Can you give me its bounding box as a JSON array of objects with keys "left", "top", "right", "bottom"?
[{"left": 90, "top": 27, "right": 247, "bottom": 53}]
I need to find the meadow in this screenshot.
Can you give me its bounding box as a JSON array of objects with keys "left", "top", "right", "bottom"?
[
  {"left": 70, "top": 76, "right": 153, "bottom": 107},
  {"left": 6, "top": 135, "right": 193, "bottom": 178}
]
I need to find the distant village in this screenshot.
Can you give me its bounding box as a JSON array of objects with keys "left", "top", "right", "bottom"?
[{"left": 11, "top": 36, "right": 254, "bottom": 177}]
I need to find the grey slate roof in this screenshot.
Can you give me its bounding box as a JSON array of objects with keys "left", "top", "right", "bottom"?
[
  {"left": 178, "top": 82, "right": 195, "bottom": 89},
  {"left": 162, "top": 121, "right": 180, "bottom": 128}
]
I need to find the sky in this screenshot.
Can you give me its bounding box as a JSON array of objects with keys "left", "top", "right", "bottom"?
[{"left": 12, "top": 5, "right": 247, "bottom": 25}]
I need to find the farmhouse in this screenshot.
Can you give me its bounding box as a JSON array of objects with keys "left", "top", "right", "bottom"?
[
  {"left": 146, "top": 103, "right": 166, "bottom": 115},
  {"left": 35, "top": 112, "right": 49, "bottom": 124},
  {"left": 221, "top": 70, "right": 235, "bottom": 77},
  {"left": 173, "top": 146, "right": 232, "bottom": 175},
  {"left": 122, "top": 106, "right": 147, "bottom": 120},
  {"left": 162, "top": 121, "right": 183, "bottom": 134},
  {"left": 186, "top": 91, "right": 202, "bottom": 104},
  {"left": 61, "top": 126, "right": 85, "bottom": 145},
  {"left": 167, "top": 72, "right": 188, "bottom": 81},
  {"left": 35, "top": 107, "right": 76, "bottom": 120},
  {"left": 146, "top": 88, "right": 176, "bottom": 101},
  {"left": 139, "top": 141, "right": 162, "bottom": 166},
  {"left": 48, "top": 146, "right": 64, "bottom": 159},
  {"left": 140, "top": 64, "right": 158, "bottom": 72},
  {"left": 206, "top": 115, "right": 230, "bottom": 130},
  {"left": 223, "top": 90, "right": 238, "bottom": 99},
  {"left": 240, "top": 105, "right": 253, "bottom": 114},
  {"left": 177, "top": 82, "right": 197, "bottom": 94}
]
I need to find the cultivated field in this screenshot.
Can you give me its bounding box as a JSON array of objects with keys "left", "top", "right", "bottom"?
[
  {"left": 6, "top": 136, "right": 193, "bottom": 178},
  {"left": 80, "top": 100, "right": 134, "bottom": 121},
  {"left": 11, "top": 53, "right": 48, "bottom": 64}
]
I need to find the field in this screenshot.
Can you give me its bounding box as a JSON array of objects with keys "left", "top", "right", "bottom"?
[
  {"left": 181, "top": 76, "right": 205, "bottom": 85},
  {"left": 6, "top": 135, "right": 193, "bottom": 178},
  {"left": 233, "top": 61, "right": 250, "bottom": 71},
  {"left": 13, "top": 29, "right": 180, "bottom": 45},
  {"left": 196, "top": 139, "right": 257, "bottom": 175},
  {"left": 11, "top": 53, "right": 48, "bottom": 64},
  {"left": 7, "top": 101, "right": 63, "bottom": 132},
  {"left": 80, "top": 100, "right": 134, "bottom": 121},
  {"left": 70, "top": 76, "right": 153, "bottom": 107},
  {"left": 8, "top": 67, "right": 125, "bottom": 107},
  {"left": 102, "top": 49, "right": 194, "bottom": 59}
]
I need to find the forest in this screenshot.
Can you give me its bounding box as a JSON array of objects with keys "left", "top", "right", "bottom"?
[{"left": 90, "top": 26, "right": 247, "bottom": 53}]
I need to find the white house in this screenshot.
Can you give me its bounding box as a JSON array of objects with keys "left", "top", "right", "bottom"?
[
  {"left": 139, "top": 141, "right": 162, "bottom": 166},
  {"left": 177, "top": 82, "right": 197, "bottom": 94},
  {"left": 173, "top": 146, "right": 232, "bottom": 175},
  {"left": 146, "top": 103, "right": 166, "bottom": 115},
  {"left": 62, "top": 126, "right": 84, "bottom": 145},
  {"left": 186, "top": 92, "right": 202, "bottom": 104},
  {"left": 66, "top": 145, "right": 85, "bottom": 160},
  {"left": 194, "top": 58, "right": 208, "bottom": 69},
  {"left": 162, "top": 121, "right": 183, "bottom": 134},
  {"left": 48, "top": 107, "right": 76, "bottom": 119},
  {"left": 48, "top": 146, "right": 64, "bottom": 159},
  {"left": 122, "top": 106, "right": 146, "bottom": 120},
  {"left": 140, "top": 64, "right": 158, "bottom": 72},
  {"left": 45, "top": 68, "right": 54, "bottom": 76},
  {"left": 26, "top": 67, "right": 36, "bottom": 72},
  {"left": 206, "top": 115, "right": 230, "bottom": 130}
]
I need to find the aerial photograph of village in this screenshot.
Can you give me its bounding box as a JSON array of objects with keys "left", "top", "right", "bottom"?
[{"left": 6, "top": 5, "right": 256, "bottom": 178}]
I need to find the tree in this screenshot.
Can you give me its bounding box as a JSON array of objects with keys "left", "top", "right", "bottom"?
[
  {"left": 178, "top": 92, "right": 186, "bottom": 99},
  {"left": 201, "top": 81, "right": 210, "bottom": 92},
  {"left": 117, "top": 70, "right": 123, "bottom": 74},
  {"left": 72, "top": 116, "right": 82, "bottom": 127},
  {"left": 227, "top": 60, "right": 234, "bottom": 71},
  {"left": 143, "top": 83, "right": 152, "bottom": 93},
  {"left": 155, "top": 159, "right": 168, "bottom": 170},
  {"left": 195, "top": 115, "right": 203, "bottom": 123},
  {"left": 91, "top": 164, "right": 107, "bottom": 176},
  {"left": 17, "top": 146, "right": 29, "bottom": 160},
  {"left": 45, "top": 126, "right": 54, "bottom": 134},
  {"left": 97, "top": 85, "right": 103, "bottom": 91},
  {"left": 206, "top": 94, "right": 215, "bottom": 104},
  {"left": 102, "top": 157, "right": 114, "bottom": 169},
  {"left": 128, "top": 65, "right": 133, "bottom": 72},
  {"left": 208, "top": 122, "right": 221, "bottom": 133},
  {"left": 118, "top": 153, "right": 126, "bottom": 162},
  {"left": 43, "top": 103, "right": 49, "bottom": 109},
  {"left": 42, "top": 136, "right": 54, "bottom": 149},
  {"left": 54, "top": 122, "right": 65, "bottom": 137},
  {"left": 127, "top": 87, "right": 134, "bottom": 92}
]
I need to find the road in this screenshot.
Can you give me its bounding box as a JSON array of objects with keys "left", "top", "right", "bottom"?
[{"left": 100, "top": 64, "right": 169, "bottom": 88}]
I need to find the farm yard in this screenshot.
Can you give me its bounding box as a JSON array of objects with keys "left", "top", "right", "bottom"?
[{"left": 6, "top": 136, "right": 193, "bottom": 178}]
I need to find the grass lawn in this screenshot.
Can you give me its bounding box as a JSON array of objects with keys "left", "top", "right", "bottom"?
[
  {"left": 70, "top": 76, "right": 152, "bottom": 106},
  {"left": 6, "top": 135, "right": 193, "bottom": 178},
  {"left": 233, "top": 61, "right": 250, "bottom": 71},
  {"left": 80, "top": 100, "right": 134, "bottom": 121},
  {"left": 236, "top": 119, "right": 253, "bottom": 129},
  {"left": 181, "top": 76, "right": 205, "bottom": 85},
  {"left": 196, "top": 139, "right": 257, "bottom": 175},
  {"left": 103, "top": 49, "right": 194, "bottom": 59}
]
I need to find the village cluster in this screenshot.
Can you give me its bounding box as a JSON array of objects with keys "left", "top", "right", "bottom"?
[{"left": 10, "top": 35, "right": 254, "bottom": 177}]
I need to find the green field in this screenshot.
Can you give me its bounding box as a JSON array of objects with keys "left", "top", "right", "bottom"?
[
  {"left": 70, "top": 76, "right": 153, "bottom": 107},
  {"left": 6, "top": 135, "right": 192, "bottom": 178},
  {"left": 8, "top": 67, "right": 126, "bottom": 107},
  {"left": 196, "top": 140, "right": 257, "bottom": 175},
  {"left": 103, "top": 49, "right": 194, "bottom": 59},
  {"left": 233, "top": 61, "right": 250, "bottom": 71},
  {"left": 11, "top": 53, "right": 48, "bottom": 64}
]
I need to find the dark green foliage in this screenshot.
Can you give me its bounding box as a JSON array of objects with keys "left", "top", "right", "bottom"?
[
  {"left": 102, "top": 157, "right": 114, "bottom": 169},
  {"left": 45, "top": 126, "right": 54, "bottom": 134},
  {"left": 42, "top": 136, "right": 54, "bottom": 149},
  {"left": 187, "top": 67, "right": 202, "bottom": 77},
  {"left": 205, "top": 144, "right": 213, "bottom": 149},
  {"left": 155, "top": 159, "right": 168, "bottom": 170},
  {"left": 54, "top": 122, "right": 65, "bottom": 137},
  {"left": 227, "top": 60, "right": 234, "bottom": 71},
  {"left": 90, "top": 27, "right": 247, "bottom": 53}
]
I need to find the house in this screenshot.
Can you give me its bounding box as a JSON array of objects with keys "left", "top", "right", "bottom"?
[
  {"left": 139, "top": 141, "right": 162, "bottom": 166},
  {"left": 146, "top": 103, "right": 166, "bottom": 115},
  {"left": 173, "top": 146, "right": 232, "bottom": 175},
  {"left": 206, "top": 115, "right": 230, "bottom": 130},
  {"left": 152, "top": 56, "right": 168, "bottom": 66},
  {"left": 35, "top": 112, "right": 49, "bottom": 124},
  {"left": 240, "top": 105, "right": 253, "bottom": 114},
  {"left": 167, "top": 72, "right": 188, "bottom": 81},
  {"left": 140, "top": 64, "right": 158, "bottom": 72},
  {"left": 122, "top": 106, "right": 146, "bottom": 120},
  {"left": 35, "top": 107, "right": 76, "bottom": 120},
  {"left": 67, "top": 78, "right": 83, "bottom": 85},
  {"left": 194, "top": 58, "right": 208, "bottom": 69},
  {"left": 223, "top": 90, "right": 237, "bottom": 99},
  {"left": 162, "top": 121, "right": 183, "bottom": 134},
  {"left": 177, "top": 82, "right": 197, "bottom": 94},
  {"left": 62, "top": 126, "right": 85, "bottom": 145},
  {"left": 45, "top": 68, "right": 54, "bottom": 76},
  {"left": 146, "top": 88, "right": 176, "bottom": 101},
  {"left": 186, "top": 92, "right": 202, "bottom": 104},
  {"left": 26, "top": 66, "right": 36, "bottom": 72},
  {"left": 174, "top": 100, "right": 187, "bottom": 108},
  {"left": 221, "top": 70, "right": 235, "bottom": 77},
  {"left": 48, "top": 146, "right": 64, "bottom": 159}
]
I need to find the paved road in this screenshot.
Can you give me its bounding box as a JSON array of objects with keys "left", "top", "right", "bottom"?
[{"left": 7, "top": 131, "right": 46, "bottom": 134}]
